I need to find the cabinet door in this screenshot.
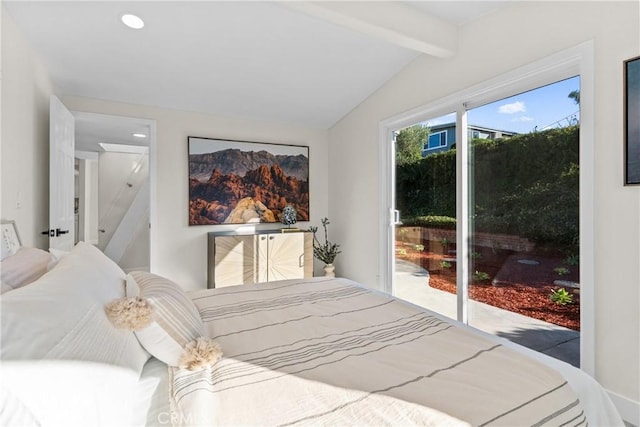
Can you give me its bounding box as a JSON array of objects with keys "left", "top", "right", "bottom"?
[
  {"left": 256, "top": 235, "right": 269, "bottom": 283},
  {"left": 266, "top": 233, "right": 305, "bottom": 282},
  {"left": 213, "top": 235, "right": 258, "bottom": 287}
]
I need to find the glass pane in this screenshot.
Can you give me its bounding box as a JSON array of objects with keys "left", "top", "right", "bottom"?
[
  {"left": 394, "top": 113, "right": 457, "bottom": 319},
  {"left": 466, "top": 76, "right": 581, "bottom": 367}
]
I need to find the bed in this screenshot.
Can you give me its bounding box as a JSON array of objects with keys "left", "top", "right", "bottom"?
[{"left": 0, "top": 241, "right": 624, "bottom": 426}]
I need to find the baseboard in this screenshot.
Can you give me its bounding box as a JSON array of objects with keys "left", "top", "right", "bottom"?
[{"left": 608, "top": 389, "right": 640, "bottom": 426}]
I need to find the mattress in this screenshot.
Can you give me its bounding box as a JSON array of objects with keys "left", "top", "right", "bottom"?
[{"left": 166, "top": 277, "right": 623, "bottom": 426}]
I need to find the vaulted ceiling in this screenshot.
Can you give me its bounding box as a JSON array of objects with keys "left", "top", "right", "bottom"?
[{"left": 4, "top": 1, "right": 508, "bottom": 130}]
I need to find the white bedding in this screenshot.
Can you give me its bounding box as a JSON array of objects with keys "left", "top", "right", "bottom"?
[
  {"left": 170, "top": 277, "right": 623, "bottom": 426},
  {"left": 0, "top": 242, "right": 151, "bottom": 427},
  {"left": 0, "top": 243, "right": 623, "bottom": 427},
  {"left": 451, "top": 317, "right": 624, "bottom": 426},
  {"left": 0, "top": 360, "right": 140, "bottom": 427},
  {"left": 137, "top": 357, "right": 172, "bottom": 427}
]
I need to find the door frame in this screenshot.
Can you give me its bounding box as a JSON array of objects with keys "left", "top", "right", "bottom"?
[
  {"left": 378, "top": 41, "right": 595, "bottom": 374},
  {"left": 71, "top": 111, "right": 158, "bottom": 272}
]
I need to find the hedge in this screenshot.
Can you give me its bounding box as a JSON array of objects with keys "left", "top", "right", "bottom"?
[
  {"left": 396, "top": 126, "right": 579, "bottom": 249},
  {"left": 401, "top": 215, "right": 456, "bottom": 229}
]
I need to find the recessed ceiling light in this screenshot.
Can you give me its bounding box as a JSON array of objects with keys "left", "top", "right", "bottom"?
[
  {"left": 132, "top": 133, "right": 147, "bottom": 138},
  {"left": 121, "top": 14, "right": 144, "bottom": 30}
]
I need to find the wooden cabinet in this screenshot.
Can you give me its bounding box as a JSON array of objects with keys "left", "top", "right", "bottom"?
[{"left": 207, "top": 231, "right": 313, "bottom": 288}]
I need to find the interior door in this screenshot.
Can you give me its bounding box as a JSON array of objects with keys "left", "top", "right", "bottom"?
[{"left": 49, "top": 95, "right": 75, "bottom": 251}]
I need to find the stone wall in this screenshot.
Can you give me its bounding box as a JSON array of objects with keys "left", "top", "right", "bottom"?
[{"left": 396, "top": 226, "right": 535, "bottom": 252}]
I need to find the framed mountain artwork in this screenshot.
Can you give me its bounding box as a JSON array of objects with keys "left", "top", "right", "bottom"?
[
  {"left": 625, "top": 55, "right": 640, "bottom": 185},
  {"left": 188, "top": 137, "right": 310, "bottom": 225}
]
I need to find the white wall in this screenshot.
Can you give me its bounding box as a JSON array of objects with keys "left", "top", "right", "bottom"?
[
  {"left": 61, "top": 95, "right": 330, "bottom": 290},
  {"left": 1, "top": 8, "right": 55, "bottom": 246},
  {"left": 77, "top": 157, "right": 99, "bottom": 244},
  {"left": 120, "top": 213, "right": 150, "bottom": 273},
  {"left": 97, "top": 152, "right": 144, "bottom": 230},
  {"left": 328, "top": 0, "right": 639, "bottom": 413},
  {"left": 97, "top": 151, "right": 149, "bottom": 270},
  {"left": 1, "top": 3, "right": 329, "bottom": 288}
]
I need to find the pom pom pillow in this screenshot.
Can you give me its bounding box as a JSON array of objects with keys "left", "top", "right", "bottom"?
[
  {"left": 105, "top": 271, "right": 222, "bottom": 371},
  {"left": 1, "top": 242, "right": 149, "bottom": 373}
]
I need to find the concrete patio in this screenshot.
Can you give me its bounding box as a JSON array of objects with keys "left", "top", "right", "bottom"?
[{"left": 394, "top": 259, "right": 580, "bottom": 367}]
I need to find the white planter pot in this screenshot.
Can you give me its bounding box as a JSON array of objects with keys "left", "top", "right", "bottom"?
[{"left": 323, "top": 263, "right": 335, "bottom": 277}]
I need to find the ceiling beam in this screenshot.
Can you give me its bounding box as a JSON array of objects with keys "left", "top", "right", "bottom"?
[{"left": 282, "top": 1, "right": 457, "bottom": 58}]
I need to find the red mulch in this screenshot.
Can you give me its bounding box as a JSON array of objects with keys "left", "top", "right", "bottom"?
[{"left": 397, "top": 242, "right": 580, "bottom": 331}]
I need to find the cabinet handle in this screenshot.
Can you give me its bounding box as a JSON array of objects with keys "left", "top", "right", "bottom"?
[
  {"left": 269, "top": 236, "right": 275, "bottom": 240},
  {"left": 261, "top": 236, "right": 266, "bottom": 240}
]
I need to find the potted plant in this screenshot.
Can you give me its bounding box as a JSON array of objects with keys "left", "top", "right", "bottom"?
[{"left": 308, "top": 217, "right": 341, "bottom": 277}]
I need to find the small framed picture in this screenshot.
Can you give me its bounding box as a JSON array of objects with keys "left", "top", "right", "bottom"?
[
  {"left": 1, "top": 220, "right": 22, "bottom": 260},
  {"left": 624, "top": 55, "right": 640, "bottom": 185}
]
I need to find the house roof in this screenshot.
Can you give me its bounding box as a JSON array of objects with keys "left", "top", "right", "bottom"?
[{"left": 430, "top": 122, "right": 518, "bottom": 136}]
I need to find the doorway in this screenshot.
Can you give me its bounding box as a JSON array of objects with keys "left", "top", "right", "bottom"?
[
  {"left": 380, "top": 44, "right": 595, "bottom": 372},
  {"left": 393, "top": 78, "right": 581, "bottom": 367},
  {"left": 73, "top": 112, "right": 155, "bottom": 272}
]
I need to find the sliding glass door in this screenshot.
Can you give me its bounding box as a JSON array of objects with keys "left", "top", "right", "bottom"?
[
  {"left": 391, "top": 76, "right": 582, "bottom": 367},
  {"left": 393, "top": 113, "right": 458, "bottom": 320},
  {"left": 466, "top": 78, "right": 581, "bottom": 366}
]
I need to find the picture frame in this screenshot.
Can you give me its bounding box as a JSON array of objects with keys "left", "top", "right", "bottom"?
[
  {"left": 188, "top": 137, "right": 310, "bottom": 225},
  {"left": 1, "top": 220, "right": 22, "bottom": 260},
  {"left": 624, "top": 55, "right": 640, "bottom": 185}
]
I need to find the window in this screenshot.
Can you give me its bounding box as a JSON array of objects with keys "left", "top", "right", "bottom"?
[
  {"left": 424, "top": 130, "right": 447, "bottom": 151},
  {"left": 470, "top": 130, "right": 490, "bottom": 139}
]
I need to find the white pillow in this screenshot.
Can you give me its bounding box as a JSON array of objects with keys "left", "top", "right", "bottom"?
[
  {"left": 0, "top": 247, "right": 52, "bottom": 292},
  {"left": 1, "top": 242, "right": 149, "bottom": 374},
  {"left": 46, "top": 248, "right": 69, "bottom": 271},
  {"left": 106, "top": 271, "right": 222, "bottom": 370}
]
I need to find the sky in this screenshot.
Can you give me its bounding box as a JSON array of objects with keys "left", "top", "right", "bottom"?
[{"left": 425, "top": 76, "right": 580, "bottom": 135}]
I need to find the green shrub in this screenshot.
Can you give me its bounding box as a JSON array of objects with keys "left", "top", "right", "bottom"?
[
  {"left": 439, "top": 238, "right": 451, "bottom": 251},
  {"left": 396, "top": 150, "right": 456, "bottom": 218},
  {"left": 565, "top": 254, "right": 579, "bottom": 266},
  {"left": 401, "top": 215, "right": 456, "bottom": 229},
  {"left": 473, "top": 271, "right": 490, "bottom": 282},
  {"left": 396, "top": 126, "right": 579, "bottom": 252},
  {"left": 553, "top": 267, "right": 570, "bottom": 276},
  {"left": 550, "top": 288, "right": 573, "bottom": 305},
  {"left": 440, "top": 261, "right": 452, "bottom": 269}
]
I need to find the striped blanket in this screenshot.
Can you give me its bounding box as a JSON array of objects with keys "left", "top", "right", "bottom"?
[{"left": 171, "top": 277, "right": 586, "bottom": 426}]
